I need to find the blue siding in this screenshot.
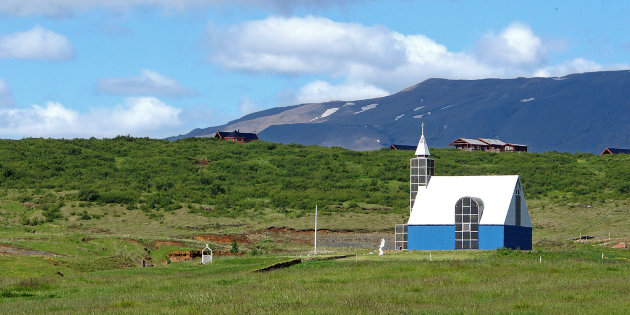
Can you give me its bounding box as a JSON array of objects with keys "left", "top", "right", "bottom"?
[
  {"left": 504, "top": 225, "right": 532, "bottom": 250},
  {"left": 479, "top": 225, "right": 504, "bottom": 250},
  {"left": 407, "top": 224, "right": 532, "bottom": 250},
  {"left": 408, "top": 225, "right": 455, "bottom": 250}
]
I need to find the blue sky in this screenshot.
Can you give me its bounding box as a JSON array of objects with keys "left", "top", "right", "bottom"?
[{"left": 0, "top": 0, "right": 628, "bottom": 138}]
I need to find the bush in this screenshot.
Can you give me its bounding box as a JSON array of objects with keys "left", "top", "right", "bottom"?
[
  {"left": 78, "top": 189, "right": 99, "bottom": 202},
  {"left": 230, "top": 240, "right": 239, "bottom": 255},
  {"left": 79, "top": 210, "right": 91, "bottom": 220}
]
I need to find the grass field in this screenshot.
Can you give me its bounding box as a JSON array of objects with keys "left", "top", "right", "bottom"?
[
  {"left": 0, "top": 195, "right": 628, "bottom": 313},
  {"left": 0, "top": 139, "right": 629, "bottom": 313},
  {"left": 0, "top": 249, "right": 628, "bottom": 314}
]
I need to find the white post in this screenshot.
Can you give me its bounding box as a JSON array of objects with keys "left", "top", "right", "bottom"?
[
  {"left": 430, "top": 253, "right": 432, "bottom": 261},
  {"left": 539, "top": 256, "right": 542, "bottom": 264},
  {"left": 314, "top": 204, "right": 318, "bottom": 255},
  {"left": 602, "top": 253, "right": 604, "bottom": 260}
]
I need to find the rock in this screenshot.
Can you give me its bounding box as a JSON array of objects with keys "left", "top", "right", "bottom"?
[{"left": 613, "top": 242, "right": 626, "bottom": 249}]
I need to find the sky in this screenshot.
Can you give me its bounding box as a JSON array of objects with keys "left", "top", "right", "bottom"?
[{"left": 0, "top": 0, "right": 629, "bottom": 139}]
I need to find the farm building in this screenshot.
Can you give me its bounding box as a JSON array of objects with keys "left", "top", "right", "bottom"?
[
  {"left": 396, "top": 125, "right": 532, "bottom": 250},
  {"left": 214, "top": 130, "right": 259, "bottom": 143},
  {"left": 449, "top": 138, "right": 527, "bottom": 152},
  {"left": 600, "top": 147, "right": 630, "bottom": 155}
]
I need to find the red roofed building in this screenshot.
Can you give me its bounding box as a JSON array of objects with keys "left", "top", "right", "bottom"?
[
  {"left": 214, "top": 130, "right": 259, "bottom": 143},
  {"left": 449, "top": 138, "right": 527, "bottom": 152}
]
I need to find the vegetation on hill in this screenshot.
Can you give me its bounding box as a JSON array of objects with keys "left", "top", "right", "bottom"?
[
  {"left": 0, "top": 137, "right": 628, "bottom": 222},
  {"left": 0, "top": 137, "right": 628, "bottom": 313}
]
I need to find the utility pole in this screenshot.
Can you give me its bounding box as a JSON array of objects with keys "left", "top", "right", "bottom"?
[{"left": 314, "top": 205, "right": 318, "bottom": 255}]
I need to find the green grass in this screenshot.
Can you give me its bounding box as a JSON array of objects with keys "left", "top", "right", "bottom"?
[
  {"left": 0, "top": 250, "right": 627, "bottom": 314},
  {"left": 0, "top": 138, "right": 628, "bottom": 312}
]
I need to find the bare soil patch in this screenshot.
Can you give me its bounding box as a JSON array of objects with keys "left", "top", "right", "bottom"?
[
  {"left": 167, "top": 250, "right": 201, "bottom": 262},
  {"left": 195, "top": 228, "right": 396, "bottom": 250},
  {"left": 194, "top": 234, "right": 251, "bottom": 244},
  {"left": 0, "top": 244, "right": 60, "bottom": 257}
]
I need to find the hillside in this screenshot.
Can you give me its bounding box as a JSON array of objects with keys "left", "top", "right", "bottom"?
[
  {"left": 0, "top": 138, "right": 628, "bottom": 311},
  {"left": 170, "top": 70, "right": 630, "bottom": 153},
  {"left": 1, "top": 137, "right": 629, "bottom": 219}
]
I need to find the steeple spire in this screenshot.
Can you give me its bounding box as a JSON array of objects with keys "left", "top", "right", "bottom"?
[
  {"left": 415, "top": 122, "right": 430, "bottom": 157},
  {"left": 409, "top": 122, "right": 435, "bottom": 212}
]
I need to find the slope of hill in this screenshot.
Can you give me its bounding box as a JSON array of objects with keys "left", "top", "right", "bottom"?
[
  {"left": 1, "top": 137, "right": 629, "bottom": 220},
  {"left": 170, "top": 70, "right": 630, "bottom": 153}
]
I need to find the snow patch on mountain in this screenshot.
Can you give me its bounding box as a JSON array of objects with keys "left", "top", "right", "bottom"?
[
  {"left": 413, "top": 106, "right": 425, "bottom": 111},
  {"left": 343, "top": 102, "right": 355, "bottom": 106},
  {"left": 395, "top": 114, "right": 405, "bottom": 121},
  {"left": 413, "top": 114, "right": 423, "bottom": 119},
  {"left": 321, "top": 107, "right": 339, "bottom": 118},
  {"left": 441, "top": 104, "right": 454, "bottom": 110},
  {"left": 520, "top": 98, "right": 535, "bottom": 103},
  {"left": 354, "top": 103, "right": 378, "bottom": 114}
]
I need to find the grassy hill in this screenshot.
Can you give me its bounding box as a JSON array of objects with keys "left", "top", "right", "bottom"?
[
  {"left": 1, "top": 137, "right": 629, "bottom": 218},
  {"left": 0, "top": 138, "right": 628, "bottom": 313}
]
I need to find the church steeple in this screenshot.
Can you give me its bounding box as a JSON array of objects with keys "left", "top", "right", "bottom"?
[
  {"left": 409, "top": 122, "right": 435, "bottom": 212},
  {"left": 415, "top": 122, "right": 430, "bottom": 157}
]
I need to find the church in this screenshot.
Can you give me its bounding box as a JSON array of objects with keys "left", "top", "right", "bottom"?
[{"left": 395, "top": 125, "right": 532, "bottom": 250}]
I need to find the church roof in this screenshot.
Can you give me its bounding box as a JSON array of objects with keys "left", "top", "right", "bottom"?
[{"left": 408, "top": 175, "right": 531, "bottom": 227}]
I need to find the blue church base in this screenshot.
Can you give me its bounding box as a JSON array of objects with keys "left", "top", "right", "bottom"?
[{"left": 407, "top": 225, "right": 532, "bottom": 250}]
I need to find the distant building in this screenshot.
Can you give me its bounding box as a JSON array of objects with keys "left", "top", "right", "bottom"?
[
  {"left": 395, "top": 125, "right": 532, "bottom": 250},
  {"left": 449, "top": 138, "right": 527, "bottom": 152},
  {"left": 600, "top": 148, "right": 630, "bottom": 156},
  {"left": 390, "top": 144, "right": 417, "bottom": 151},
  {"left": 214, "top": 130, "right": 259, "bottom": 143}
]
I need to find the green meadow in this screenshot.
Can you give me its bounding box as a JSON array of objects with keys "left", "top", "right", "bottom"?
[
  {"left": 0, "top": 250, "right": 628, "bottom": 314},
  {"left": 0, "top": 137, "right": 628, "bottom": 313}
]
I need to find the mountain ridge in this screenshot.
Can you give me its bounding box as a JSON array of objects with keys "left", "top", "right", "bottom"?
[{"left": 169, "top": 70, "right": 630, "bottom": 153}]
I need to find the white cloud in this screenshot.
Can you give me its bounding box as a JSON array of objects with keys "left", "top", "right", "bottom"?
[
  {"left": 0, "top": 26, "right": 74, "bottom": 60},
  {"left": 0, "top": 80, "right": 14, "bottom": 107},
  {"left": 205, "top": 16, "right": 498, "bottom": 94},
  {"left": 0, "top": 0, "right": 371, "bottom": 16},
  {"left": 297, "top": 80, "right": 388, "bottom": 103},
  {"left": 239, "top": 97, "right": 261, "bottom": 116},
  {"left": 208, "top": 16, "right": 628, "bottom": 104},
  {"left": 474, "top": 22, "right": 547, "bottom": 69},
  {"left": 532, "top": 58, "right": 627, "bottom": 77},
  {"left": 208, "top": 16, "right": 403, "bottom": 75},
  {"left": 0, "top": 97, "right": 182, "bottom": 138},
  {"left": 98, "top": 70, "right": 195, "bottom": 97}
]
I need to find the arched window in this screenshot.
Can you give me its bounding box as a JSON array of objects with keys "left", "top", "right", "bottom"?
[{"left": 455, "top": 197, "right": 484, "bottom": 249}]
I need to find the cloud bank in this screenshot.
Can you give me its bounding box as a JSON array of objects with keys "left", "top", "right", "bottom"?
[
  {"left": 0, "top": 26, "right": 74, "bottom": 60},
  {"left": 0, "top": 97, "right": 182, "bottom": 138},
  {"left": 207, "top": 16, "right": 626, "bottom": 103},
  {"left": 0, "top": 0, "right": 372, "bottom": 16},
  {"left": 297, "top": 80, "right": 388, "bottom": 104},
  {"left": 98, "top": 70, "right": 195, "bottom": 97}
]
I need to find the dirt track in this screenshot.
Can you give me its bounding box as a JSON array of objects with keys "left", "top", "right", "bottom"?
[{"left": 192, "top": 227, "right": 396, "bottom": 250}]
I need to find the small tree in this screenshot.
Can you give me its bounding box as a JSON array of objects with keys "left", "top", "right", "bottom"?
[{"left": 230, "top": 239, "right": 239, "bottom": 254}]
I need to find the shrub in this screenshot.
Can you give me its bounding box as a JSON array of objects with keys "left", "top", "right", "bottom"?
[
  {"left": 79, "top": 210, "right": 91, "bottom": 220},
  {"left": 78, "top": 189, "right": 99, "bottom": 202},
  {"left": 230, "top": 240, "right": 239, "bottom": 255}
]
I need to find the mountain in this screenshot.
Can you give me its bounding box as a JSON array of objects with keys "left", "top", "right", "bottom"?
[{"left": 169, "top": 70, "right": 630, "bottom": 153}]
